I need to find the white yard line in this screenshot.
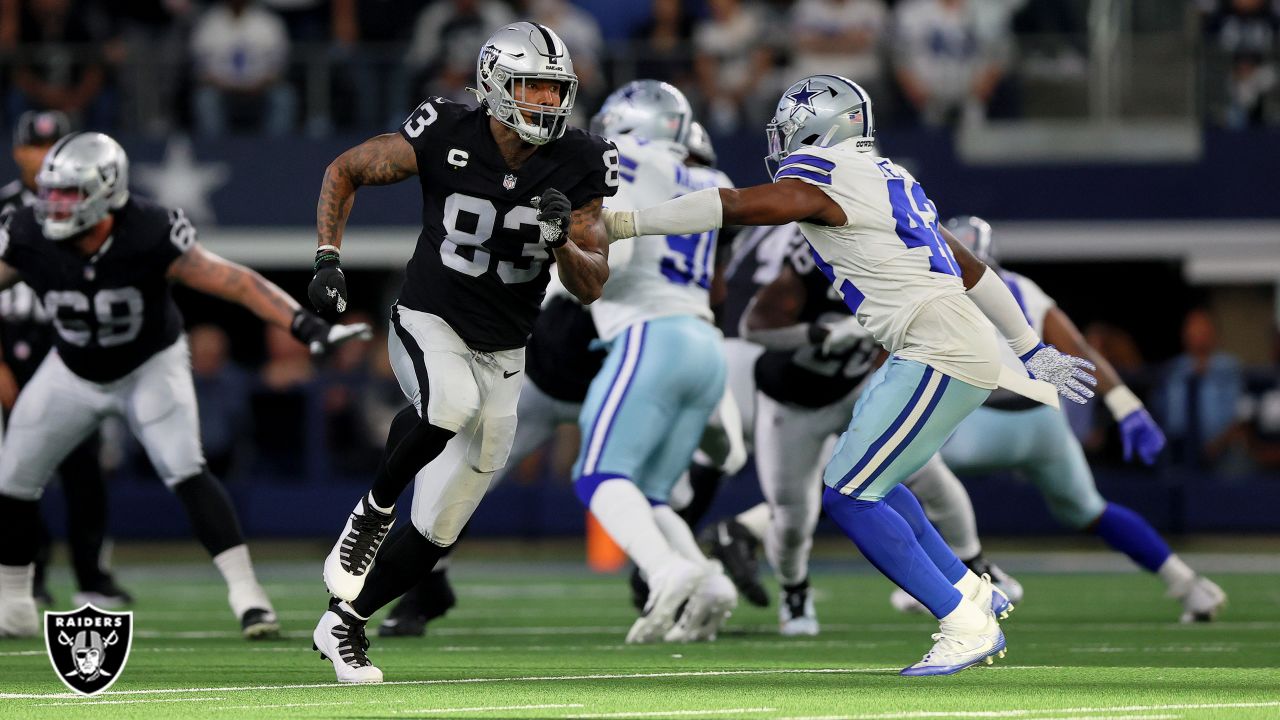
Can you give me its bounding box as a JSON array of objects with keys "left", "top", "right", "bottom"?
[
  {"left": 565, "top": 709, "right": 776, "bottom": 719},
  {"left": 31, "top": 697, "right": 227, "bottom": 708},
  {"left": 394, "top": 703, "right": 586, "bottom": 714},
  {"left": 0, "top": 667, "right": 888, "bottom": 701},
  {"left": 776, "top": 701, "right": 1280, "bottom": 720}
]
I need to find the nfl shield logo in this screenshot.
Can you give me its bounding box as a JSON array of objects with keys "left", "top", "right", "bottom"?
[
  {"left": 503, "top": 173, "right": 517, "bottom": 190},
  {"left": 45, "top": 605, "right": 134, "bottom": 696}
]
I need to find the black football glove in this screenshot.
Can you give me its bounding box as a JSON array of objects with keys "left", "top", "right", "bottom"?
[
  {"left": 291, "top": 309, "right": 373, "bottom": 356},
  {"left": 534, "top": 188, "right": 571, "bottom": 249},
  {"left": 308, "top": 246, "right": 348, "bottom": 316}
]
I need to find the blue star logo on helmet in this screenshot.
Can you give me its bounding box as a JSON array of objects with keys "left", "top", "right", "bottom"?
[{"left": 786, "top": 80, "right": 821, "bottom": 119}]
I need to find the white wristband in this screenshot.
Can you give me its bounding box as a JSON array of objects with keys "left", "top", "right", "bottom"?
[
  {"left": 634, "top": 187, "right": 723, "bottom": 237},
  {"left": 601, "top": 209, "right": 637, "bottom": 243},
  {"left": 965, "top": 267, "right": 1040, "bottom": 357},
  {"left": 1104, "top": 386, "right": 1144, "bottom": 420}
]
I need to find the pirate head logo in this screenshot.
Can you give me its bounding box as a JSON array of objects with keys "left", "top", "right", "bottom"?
[{"left": 45, "top": 605, "right": 133, "bottom": 695}]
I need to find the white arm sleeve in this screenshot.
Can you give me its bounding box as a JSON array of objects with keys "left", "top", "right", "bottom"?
[
  {"left": 965, "top": 266, "right": 1042, "bottom": 357},
  {"left": 634, "top": 187, "right": 723, "bottom": 237}
]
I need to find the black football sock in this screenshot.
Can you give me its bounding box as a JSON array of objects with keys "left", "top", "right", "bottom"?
[
  {"left": 0, "top": 495, "right": 43, "bottom": 566},
  {"left": 60, "top": 436, "right": 111, "bottom": 588},
  {"left": 370, "top": 413, "right": 456, "bottom": 510},
  {"left": 174, "top": 468, "right": 246, "bottom": 557},
  {"left": 351, "top": 524, "right": 450, "bottom": 619},
  {"left": 676, "top": 463, "right": 725, "bottom": 530}
]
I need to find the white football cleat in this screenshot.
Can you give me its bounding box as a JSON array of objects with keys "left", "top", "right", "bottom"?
[
  {"left": 627, "top": 557, "right": 704, "bottom": 644},
  {"left": 889, "top": 588, "right": 929, "bottom": 615},
  {"left": 1175, "top": 575, "right": 1227, "bottom": 623},
  {"left": 977, "top": 573, "right": 1014, "bottom": 621},
  {"left": 779, "top": 583, "right": 819, "bottom": 637},
  {"left": 313, "top": 603, "right": 383, "bottom": 683},
  {"left": 0, "top": 595, "right": 38, "bottom": 638},
  {"left": 900, "top": 613, "right": 1006, "bottom": 677},
  {"left": 665, "top": 564, "right": 737, "bottom": 642},
  {"left": 324, "top": 494, "right": 395, "bottom": 602}
]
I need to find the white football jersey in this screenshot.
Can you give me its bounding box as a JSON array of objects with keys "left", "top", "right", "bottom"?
[
  {"left": 592, "top": 134, "right": 733, "bottom": 341},
  {"left": 777, "top": 140, "right": 1002, "bottom": 388}
]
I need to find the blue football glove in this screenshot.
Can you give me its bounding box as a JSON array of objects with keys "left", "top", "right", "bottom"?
[
  {"left": 1020, "top": 343, "right": 1097, "bottom": 405},
  {"left": 1118, "top": 407, "right": 1166, "bottom": 465}
]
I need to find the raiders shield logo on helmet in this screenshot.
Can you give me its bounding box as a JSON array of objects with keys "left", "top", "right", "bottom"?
[{"left": 45, "top": 605, "right": 133, "bottom": 696}]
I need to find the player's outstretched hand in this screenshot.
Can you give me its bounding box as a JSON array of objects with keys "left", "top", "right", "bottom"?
[
  {"left": 534, "top": 188, "right": 571, "bottom": 249},
  {"left": 1119, "top": 408, "right": 1166, "bottom": 465},
  {"left": 309, "top": 247, "right": 348, "bottom": 316},
  {"left": 1021, "top": 344, "right": 1097, "bottom": 405},
  {"left": 817, "top": 316, "right": 870, "bottom": 357},
  {"left": 291, "top": 309, "right": 373, "bottom": 356}
]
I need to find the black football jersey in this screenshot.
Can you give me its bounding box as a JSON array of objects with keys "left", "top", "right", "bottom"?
[
  {"left": 396, "top": 98, "right": 619, "bottom": 352},
  {"left": 0, "top": 197, "right": 191, "bottom": 383},
  {"left": 524, "top": 294, "right": 606, "bottom": 404},
  {"left": 720, "top": 224, "right": 799, "bottom": 338},
  {"left": 754, "top": 231, "right": 879, "bottom": 408}
]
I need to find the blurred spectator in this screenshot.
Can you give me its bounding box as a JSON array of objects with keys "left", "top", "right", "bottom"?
[
  {"left": 321, "top": 312, "right": 383, "bottom": 476},
  {"left": 190, "top": 0, "right": 296, "bottom": 136},
  {"left": 7, "top": 0, "right": 112, "bottom": 129},
  {"left": 629, "top": 0, "right": 697, "bottom": 86},
  {"left": 190, "top": 324, "right": 251, "bottom": 480},
  {"left": 520, "top": 0, "right": 606, "bottom": 113},
  {"left": 250, "top": 324, "right": 314, "bottom": 477},
  {"left": 693, "top": 0, "right": 776, "bottom": 133},
  {"left": 789, "top": 0, "right": 887, "bottom": 92},
  {"left": 330, "top": 0, "right": 423, "bottom": 130},
  {"left": 261, "top": 0, "right": 329, "bottom": 42},
  {"left": 892, "top": 0, "right": 1017, "bottom": 127},
  {"left": 404, "top": 0, "right": 514, "bottom": 106},
  {"left": 1151, "top": 308, "right": 1248, "bottom": 471},
  {"left": 99, "top": 0, "right": 196, "bottom": 136},
  {"left": 1200, "top": 0, "right": 1280, "bottom": 128}
]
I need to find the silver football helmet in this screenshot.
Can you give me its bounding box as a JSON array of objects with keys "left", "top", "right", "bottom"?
[
  {"left": 472, "top": 22, "right": 578, "bottom": 146},
  {"left": 946, "top": 215, "right": 996, "bottom": 264},
  {"left": 589, "top": 80, "right": 693, "bottom": 146},
  {"left": 34, "top": 132, "right": 130, "bottom": 241},
  {"left": 765, "top": 74, "right": 875, "bottom": 178},
  {"left": 685, "top": 121, "right": 716, "bottom": 167}
]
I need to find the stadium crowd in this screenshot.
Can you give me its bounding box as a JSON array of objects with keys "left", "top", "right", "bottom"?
[{"left": 1, "top": 0, "right": 1276, "bottom": 138}]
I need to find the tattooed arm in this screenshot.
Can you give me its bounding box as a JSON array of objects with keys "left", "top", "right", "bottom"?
[
  {"left": 317, "top": 133, "right": 418, "bottom": 250},
  {"left": 552, "top": 197, "right": 610, "bottom": 304},
  {"left": 168, "top": 244, "right": 300, "bottom": 329}
]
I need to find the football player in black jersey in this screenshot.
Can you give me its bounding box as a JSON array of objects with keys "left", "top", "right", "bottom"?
[
  {"left": 0, "top": 111, "right": 132, "bottom": 609},
  {"left": 0, "top": 132, "right": 370, "bottom": 639},
  {"left": 306, "top": 22, "right": 615, "bottom": 682}
]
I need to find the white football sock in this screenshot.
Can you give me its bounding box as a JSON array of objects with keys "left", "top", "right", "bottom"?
[
  {"left": 0, "top": 564, "right": 34, "bottom": 599},
  {"left": 213, "top": 545, "right": 273, "bottom": 618},
  {"left": 588, "top": 479, "right": 676, "bottom": 578},
  {"left": 954, "top": 569, "right": 983, "bottom": 600},
  {"left": 940, "top": 596, "right": 989, "bottom": 633},
  {"left": 366, "top": 491, "right": 393, "bottom": 514},
  {"left": 652, "top": 505, "right": 707, "bottom": 566},
  {"left": 734, "top": 502, "right": 771, "bottom": 542},
  {"left": 1157, "top": 554, "right": 1196, "bottom": 594}
]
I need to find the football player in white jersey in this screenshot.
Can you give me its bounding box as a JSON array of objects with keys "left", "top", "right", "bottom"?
[
  {"left": 574, "top": 80, "right": 739, "bottom": 644},
  {"left": 601, "top": 74, "right": 1098, "bottom": 675},
  {"left": 889, "top": 217, "right": 1225, "bottom": 622}
]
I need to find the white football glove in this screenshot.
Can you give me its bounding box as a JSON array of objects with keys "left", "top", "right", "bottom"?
[
  {"left": 818, "top": 316, "right": 871, "bottom": 357},
  {"left": 1021, "top": 344, "right": 1097, "bottom": 405}
]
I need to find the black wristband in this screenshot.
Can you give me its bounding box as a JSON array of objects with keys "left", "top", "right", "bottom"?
[
  {"left": 314, "top": 247, "right": 341, "bottom": 271},
  {"left": 290, "top": 308, "right": 327, "bottom": 344},
  {"left": 806, "top": 322, "right": 830, "bottom": 346}
]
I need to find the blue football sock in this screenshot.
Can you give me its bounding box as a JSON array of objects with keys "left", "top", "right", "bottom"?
[
  {"left": 883, "top": 484, "right": 967, "bottom": 584},
  {"left": 1093, "top": 502, "right": 1172, "bottom": 573},
  {"left": 822, "top": 487, "right": 963, "bottom": 618}
]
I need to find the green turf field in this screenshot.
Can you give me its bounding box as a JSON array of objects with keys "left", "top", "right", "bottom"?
[{"left": 2, "top": 548, "right": 1278, "bottom": 719}]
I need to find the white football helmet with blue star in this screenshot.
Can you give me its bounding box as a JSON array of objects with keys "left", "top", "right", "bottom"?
[
  {"left": 765, "top": 74, "right": 875, "bottom": 179},
  {"left": 590, "top": 79, "right": 693, "bottom": 147}
]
